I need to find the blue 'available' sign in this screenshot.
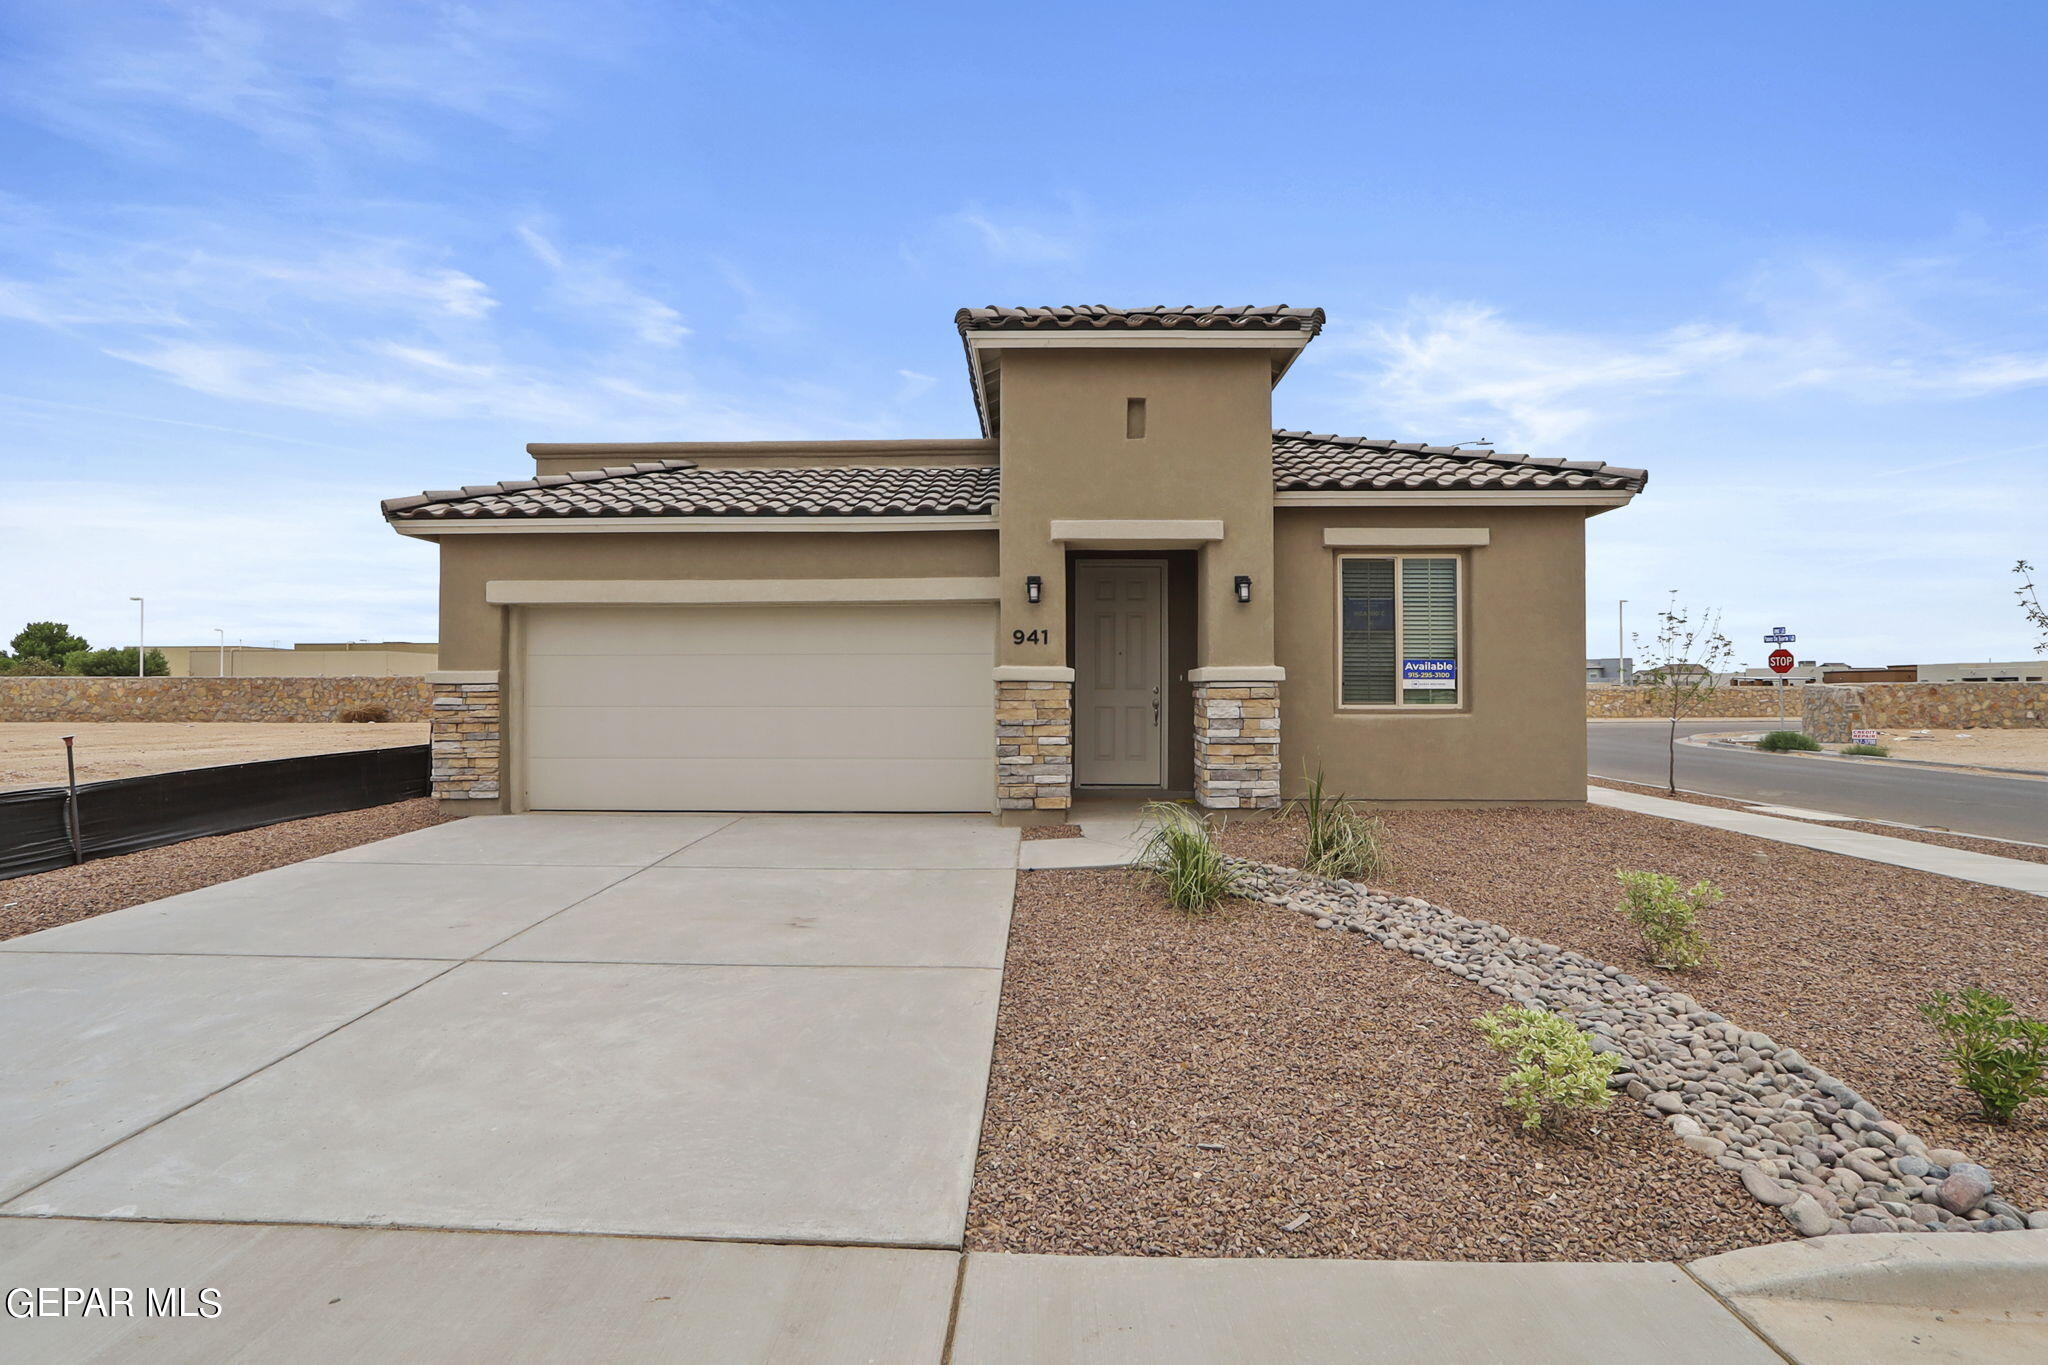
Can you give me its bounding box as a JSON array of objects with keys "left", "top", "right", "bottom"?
[{"left": 1401, "top": 658, "right": 1456, "bottom": 690}]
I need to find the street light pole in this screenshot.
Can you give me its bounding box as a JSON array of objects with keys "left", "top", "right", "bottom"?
[
  {"left": 129, "top": 597, "right": 145, "bottom": 677},
  {"left": 215, "top": 627, "right": 226, "bottom": 678},
  {"left": 1617, "top": 600, "right": 1628, "bottom": 684}
]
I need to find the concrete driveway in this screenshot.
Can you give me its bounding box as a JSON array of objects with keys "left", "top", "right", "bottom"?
[{"left": 0, "top": 813, "right": 1016, "bottom": 1249}]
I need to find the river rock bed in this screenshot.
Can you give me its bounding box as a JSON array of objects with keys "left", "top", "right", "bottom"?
[{"left": 1231, "top": 857, "right": 2048, "bottom": 1238}]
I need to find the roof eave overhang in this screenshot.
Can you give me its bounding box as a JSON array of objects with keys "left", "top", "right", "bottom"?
[
  {"left": 964, "top": 330, "right": 1313, "bottom": 438},
  {"left": 1273, "top": 490, "right": 1639, "bottom": 508},
  {"left": 387, "top": 513, "right": 999, "bottom": 537}
]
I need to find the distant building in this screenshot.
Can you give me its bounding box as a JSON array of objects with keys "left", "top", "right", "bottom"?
[
  {"left": 1586, "top": 656, "right": 1634, "bottom": 684},
  {"left": 159, "top": 641, "right": 439, "bottom": 678},
  {"left": 1723, "top": 660, "right": 1853, "bottom": 686},
  {"left": 1915, "top": 660, "right": 2048, "bottom": 683}
]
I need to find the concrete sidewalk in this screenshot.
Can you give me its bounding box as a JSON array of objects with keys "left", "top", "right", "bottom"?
[
  {"left": 9, "top": 1220, "right": 2043, "bottom": 1363},
  {"left": 1590, "top": 784, "right": 2048, "bottom": 896}
]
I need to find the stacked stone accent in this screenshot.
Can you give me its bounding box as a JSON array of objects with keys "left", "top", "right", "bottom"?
[
  {"left": 1804, "top": 682, "right": 2048, "bottom": 742},
  {"left": 1193, "top": 680, "right": 1280, "bottom": 809},
  {"left": 0, "top": 676, "right": 432, "bottom": 723},
  {"left": 430, "top": 680, "right": 501, "bottom": 800},
  {"left": 996, "top": 679, "right": 1072, "bottom": 810}
]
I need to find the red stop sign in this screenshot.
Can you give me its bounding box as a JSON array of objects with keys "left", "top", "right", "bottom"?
[{"left": 1768, "top": 649, "right": 1795, "bottom": 674}]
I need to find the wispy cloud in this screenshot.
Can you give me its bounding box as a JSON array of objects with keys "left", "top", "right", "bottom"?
[
  {"left": 948, "top": 197, "right": 1092, "bottom": 266},
  {"left": 518, "top": 222, "right": 688, "bottom": 347},
  {"left": 1, "top": 1, "right": 606, "bottom": 163},
  {"left": 1330, "top": 249, "right": 2048, "bottom": 447}
]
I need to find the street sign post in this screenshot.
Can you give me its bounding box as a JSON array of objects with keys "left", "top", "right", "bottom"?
[{"left": 1767, "top": 639, "right": 1797, "bottom": 730}]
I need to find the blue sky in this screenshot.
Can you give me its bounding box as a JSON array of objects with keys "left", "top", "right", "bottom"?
[{"left": 2, "top": 0, "right": 2043, "bottom": 668}]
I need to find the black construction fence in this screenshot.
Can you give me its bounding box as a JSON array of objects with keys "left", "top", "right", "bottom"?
[{"left": 0, "top": 745, "right": 430, "bottom": 881}]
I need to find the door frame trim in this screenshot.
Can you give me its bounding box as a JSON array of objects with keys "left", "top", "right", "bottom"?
[{"left": 1072, "top": 558, "right": 1170, "bottom": 788}]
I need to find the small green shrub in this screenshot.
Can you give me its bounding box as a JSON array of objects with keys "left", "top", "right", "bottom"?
[
  {"left": 1135, "top": 802, "right": 1240, "bottom": 913},
  {"left": 337, "top": 704, "right": 393, "bottom": 723},
  {"left": 1839, "top": 743, "right": 1890, "bottom": 757},
  {"left": 1294, "top": 767, "right": 1390, "bottom": 883},
  {"left": 1474, "top": 1006, "right": 1621, "bottom": 1130},
  {"left": 1615, "top": 869, "right": 1720, "bottom": 970},
  {"left": 1755, "top": 729, "right": 1821, "bottom": 752},
  {"left": 1920, "top": 988, "right": 2048, "bottom": 1124}
]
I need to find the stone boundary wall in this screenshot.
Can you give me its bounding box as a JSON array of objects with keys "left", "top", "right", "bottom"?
[
  {"left": 0, "top": 676, "right": 433, "bottom": 723},
  {"left": 1587, "top": 686, "right": 1782, "bottom": 719},
  {"left": 1803, "top": 682, "right": 2048, "bottom": 743}
]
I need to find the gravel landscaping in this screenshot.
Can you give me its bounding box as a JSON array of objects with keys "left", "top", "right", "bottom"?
[
  {"left": 1589, "top": 776, "right": 2048, "bottom": 866},
  {"left": 1018, "top": 824, "right": 1086, "bottom": 841},
  {"left": 0, "top": 798, "right": 451, "bottom": 941},
  {"left": 969, "top": 864, "right": 1784, "bottom": 1261},
  {"left": 1219, "top": 806, "right": 2048, "bottom": 1219},
  {"left": 1232, "top": 859, "right": 2046, "bottom": 1236}
]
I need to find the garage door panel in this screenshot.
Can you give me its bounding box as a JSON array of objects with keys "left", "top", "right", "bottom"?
[
  {"left": 528, "top": 759, "right": 992, "bottom": 813},
  {"left": 527, "top": 705, "right": 989, "bottom": 761},
  {"left": 527, "top": 603, "right": 991, "bottom": 657},
  {"left": 524, "top": 653, "right": 988, "bottom": 710},
  {"left": 521, "top": 603, "right": 994, "bottom": 812}
]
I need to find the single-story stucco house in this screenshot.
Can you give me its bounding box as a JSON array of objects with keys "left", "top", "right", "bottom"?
[{"left": 383, "top": 305, "right": 1646, "bottom": 821}]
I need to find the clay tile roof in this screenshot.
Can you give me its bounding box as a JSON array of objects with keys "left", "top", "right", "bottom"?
[
  {"left": 382, "top": 460, "right": 997, "bottom": 520},
  {"left": 956, "top": 305, "right": 1325, "bottom": 335},
  {"left": 1270, "top": 431, "right": 1648, "bottom": 494}
]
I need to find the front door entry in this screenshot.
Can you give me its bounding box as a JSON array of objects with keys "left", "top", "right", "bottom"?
[{"left": 1074, "top": 560, "right": 1167, "bottom": 786}]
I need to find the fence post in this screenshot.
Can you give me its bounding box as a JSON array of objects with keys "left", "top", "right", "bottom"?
[{"left": 61, "top": 734, "right": 83, "bottom": 864}]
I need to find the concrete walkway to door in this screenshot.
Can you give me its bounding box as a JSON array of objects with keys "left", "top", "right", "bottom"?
[{"left": 0, "top": 813, "right": 1017, "bottom": 1249}]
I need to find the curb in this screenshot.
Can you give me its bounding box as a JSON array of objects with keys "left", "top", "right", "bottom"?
[
  {"left": 1692, "top": 1228, "right": 2048, "bottom": 1305},
  {"left": 1689, "top": 735, "right": 2048, "bottom": 779}
]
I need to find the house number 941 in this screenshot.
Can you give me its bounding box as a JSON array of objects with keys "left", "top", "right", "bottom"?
[{"left": 1011, "top": 628, "right": 1053, "bottom": 645}]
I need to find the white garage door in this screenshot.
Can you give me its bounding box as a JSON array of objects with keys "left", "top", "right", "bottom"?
[{"left": 521, "top": 602, "right": 994, "bottom": 812}]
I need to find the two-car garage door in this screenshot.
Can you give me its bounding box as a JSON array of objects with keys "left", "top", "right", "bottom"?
[{"left": 521, "top": 602, "right": 994, "bottom": 812}]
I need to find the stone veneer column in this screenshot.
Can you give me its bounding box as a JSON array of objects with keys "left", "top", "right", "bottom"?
[
  {"left": 1192, "top": 668, "right": 1282, "bottom": 809},
  {"left": 428, "top": 671, "right": 501, "bottom": 801},
  {"left": 995, "top": 669, "right": 1073, "bottom": 812}
]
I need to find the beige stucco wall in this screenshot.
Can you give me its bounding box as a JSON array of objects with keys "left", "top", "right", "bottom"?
[
  {"left": 993, "top": 348, "right": 1278, "bottom": 670},
  {"left": 1275, "top": 505, "right": 1592, "bottom": 804},
  {"left": 431, "top": 529, "right": 998, "bottom": 670}
]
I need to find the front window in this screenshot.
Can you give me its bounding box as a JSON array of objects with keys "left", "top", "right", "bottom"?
[{"left": 1339, "top": 554, "right": 1461, "bottom": 707}]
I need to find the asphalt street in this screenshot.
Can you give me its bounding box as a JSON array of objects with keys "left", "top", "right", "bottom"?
[{"left": 1588, "top": 720, "right": 2048, "bottom": 845}]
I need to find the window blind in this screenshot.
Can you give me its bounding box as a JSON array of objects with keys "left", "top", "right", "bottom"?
[
  {"left": 1399, "top": 556, "right": 1459, "bottom": 705},
  {"left": 1339, "top": 558, "right": 1396, "bottom": 704}
]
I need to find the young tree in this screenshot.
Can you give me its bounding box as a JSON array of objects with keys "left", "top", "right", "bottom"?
[
  {"left": 2018, "top": 560, "right": 2047, "bottom": 655},
  {"left": 1632, "top": 596, "right": 1735, "bottom": 794},
  {"left": 10, "top": 621, "right": 88, "bottom": 660}
]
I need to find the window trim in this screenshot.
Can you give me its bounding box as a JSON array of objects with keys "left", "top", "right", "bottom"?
[{"left": 1333, "top": 551, "right": 1468, "bottom": 713}]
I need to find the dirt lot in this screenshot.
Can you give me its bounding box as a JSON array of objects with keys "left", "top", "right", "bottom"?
[
  {"left": 1697, "top": 725, "right": 2048, "bottom": 774},
  {"left": 0, "top": 798, "right": 451, "bottom": 940},
  {"left": 970, "top": 802, "right": 2048, "bottom": 1260},
  {"left": 0, "top": 722, "right": 429, "bottom": 791}
]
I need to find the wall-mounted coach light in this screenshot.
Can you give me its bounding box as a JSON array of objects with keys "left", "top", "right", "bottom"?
[
  {"left": 1025, "top": 575, "right": 1043, "bottom": 604},
  {"left": 1234, "top": 575, "right": 1252, "bottom": 604}
]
